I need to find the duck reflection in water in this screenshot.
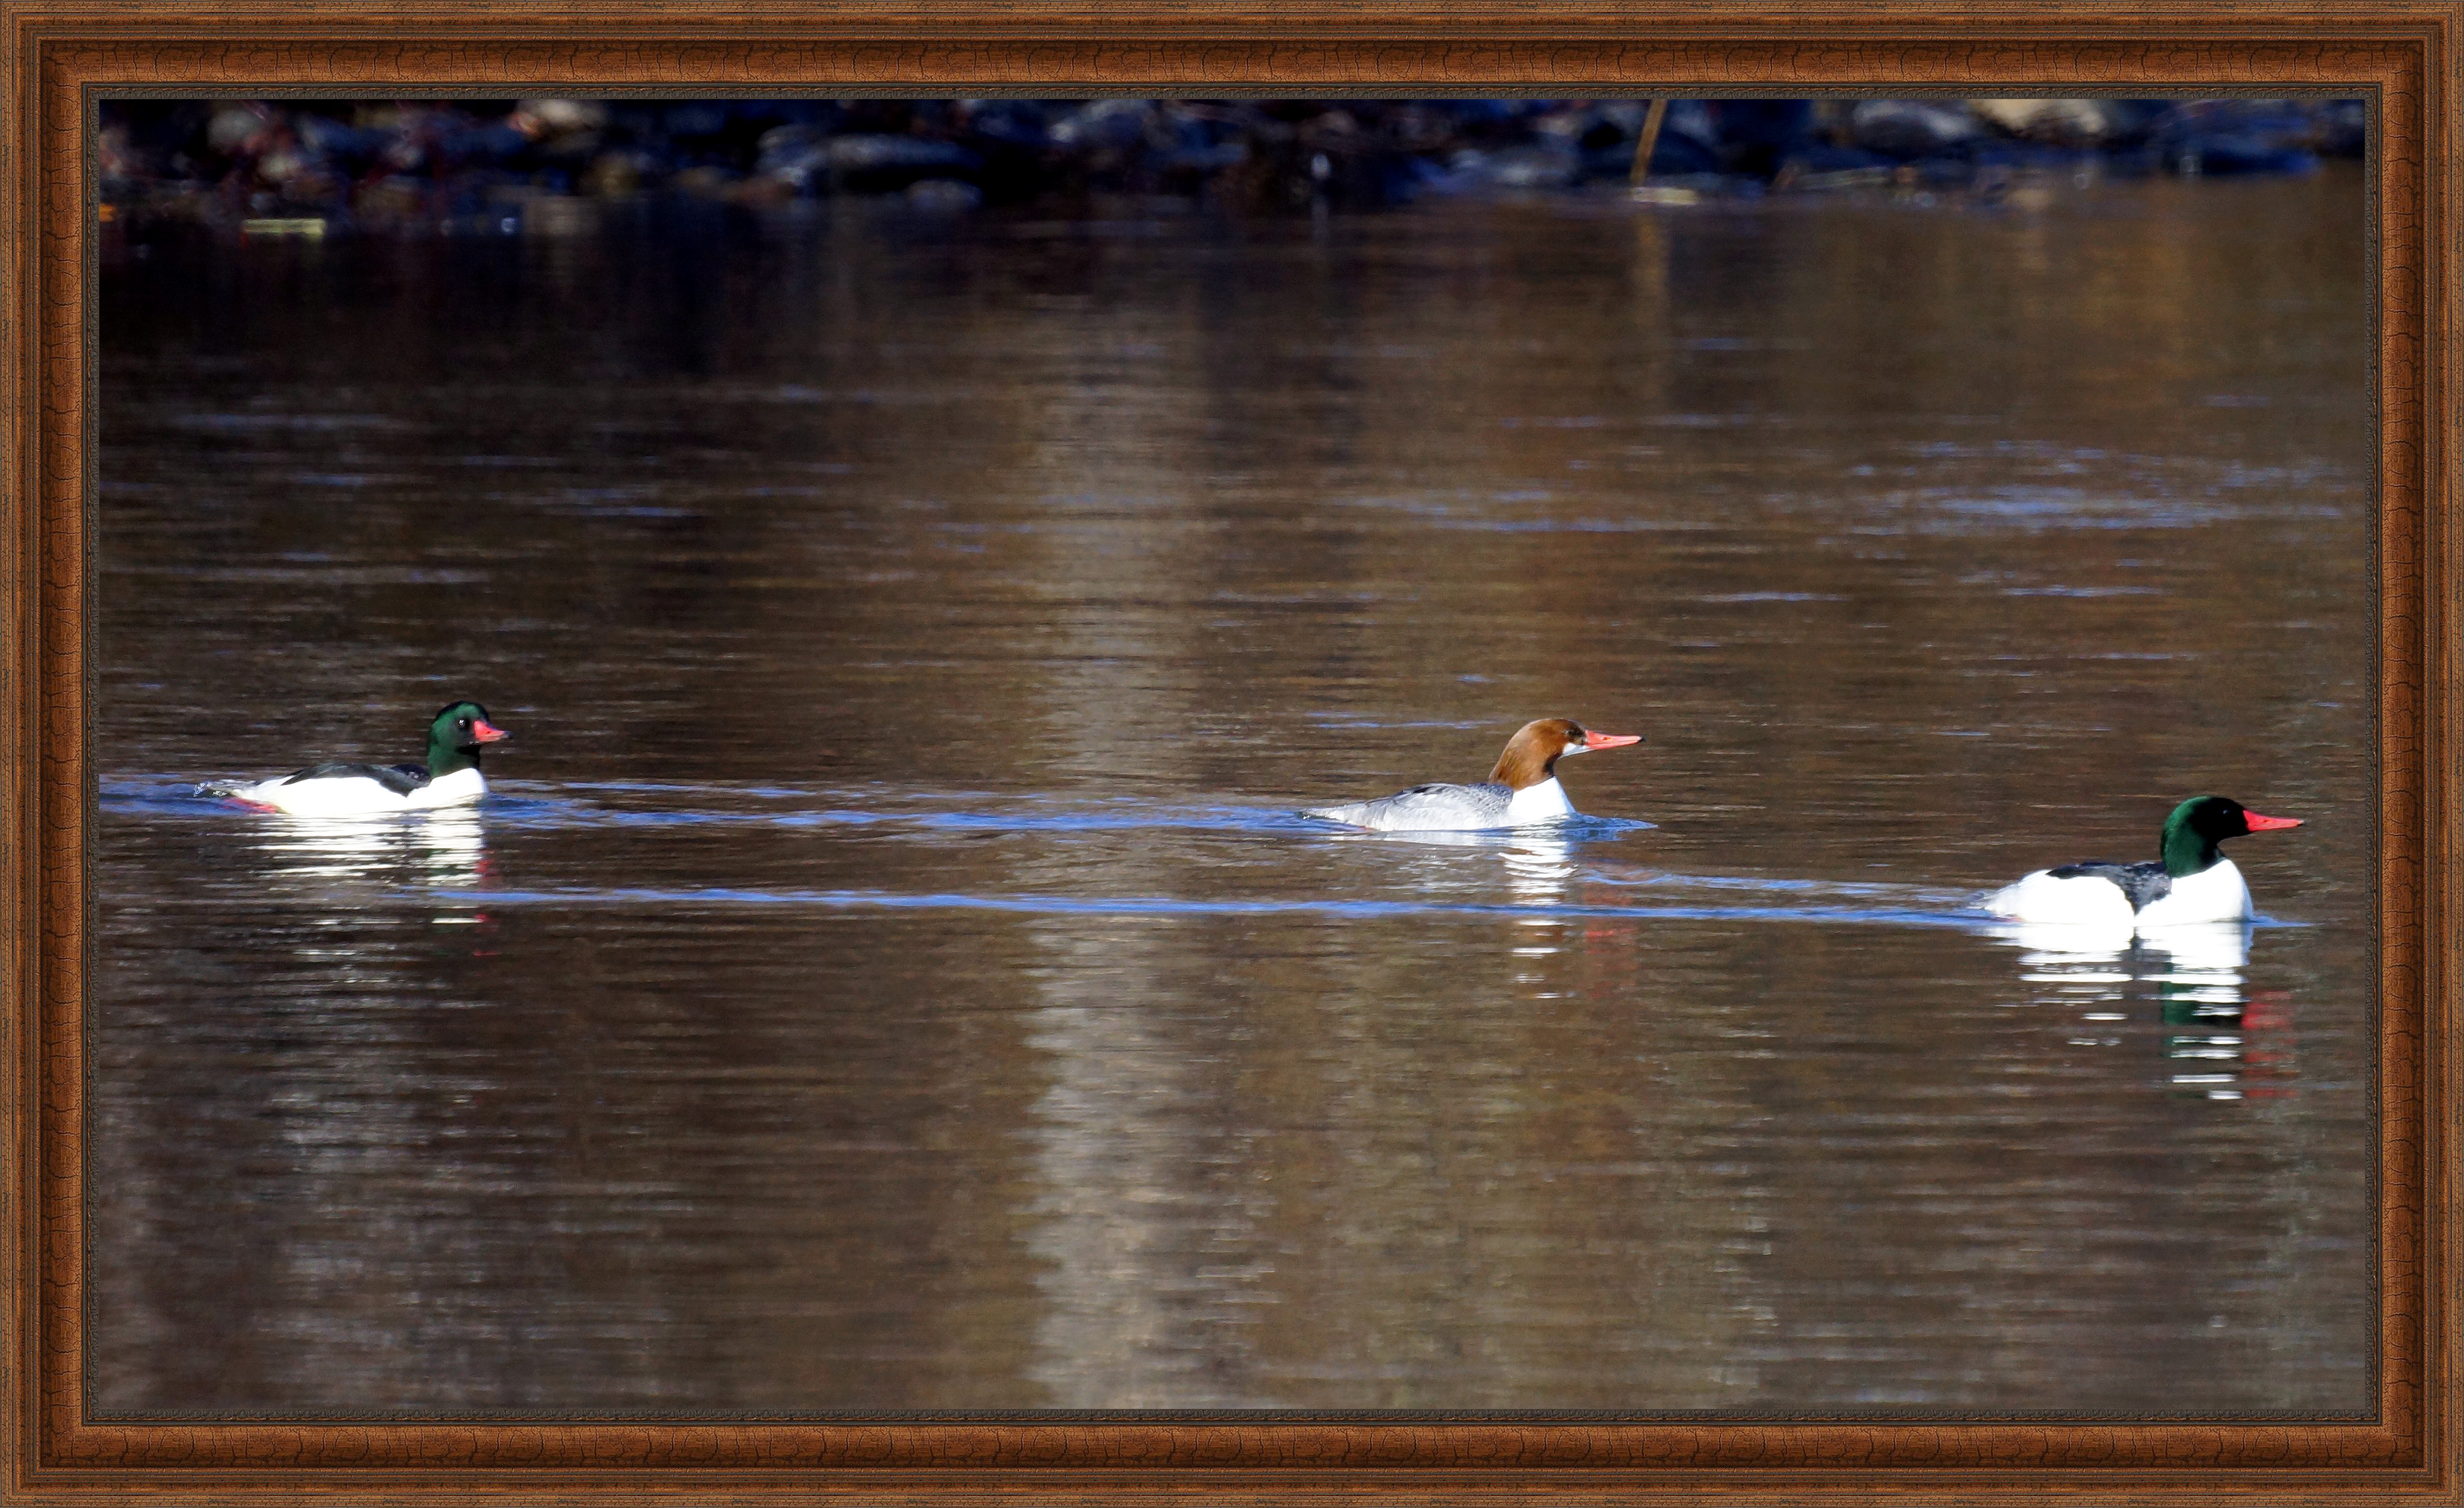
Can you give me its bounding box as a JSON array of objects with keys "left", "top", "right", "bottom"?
[
  {"left": 250, "top": 806, "right": 491, "bottom": 903},
  {"left": 1343, "top": 828, "right": 1584, "bottom": 988},
  {"left": 1500, "top": 833, "right": 1578, "bottom": 907},
  {"left": 1349, "top": 827, "right": 1579, "bottom": 906},
  {"left": 1982, "top": 918, "right": 2294, "bottom": 1101}
]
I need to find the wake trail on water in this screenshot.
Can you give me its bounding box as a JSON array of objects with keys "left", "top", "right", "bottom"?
[
  {"left": 430, "top": 885, "right": 1984, "bottom": 929},
  {"left": 105, "top": 779, "right": 2305, "bottom": 933}
]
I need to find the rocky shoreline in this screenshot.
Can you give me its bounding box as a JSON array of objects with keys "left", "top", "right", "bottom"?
[{"left": 100, "top": 97, "right": 2364, "bottom": 235}]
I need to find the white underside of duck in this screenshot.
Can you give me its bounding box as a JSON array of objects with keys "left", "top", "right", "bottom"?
[
  {"left": 230, "top": 765, "right": 489, "bottom": 818},
  {"left": 1985, "top": 857, "right": 2253, "bottom": 930},
  {"left": 1309, "top": 775, "right": 1575, "bottom": 832}
]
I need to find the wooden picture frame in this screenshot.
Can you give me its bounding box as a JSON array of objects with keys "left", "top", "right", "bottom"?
[{"left": 4, "top": 2, "right": 2455, "bottom": 1501}]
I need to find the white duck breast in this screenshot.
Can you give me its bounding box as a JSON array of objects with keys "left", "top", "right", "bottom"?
[
  {"left": 1306, "top": 718, "right": 1640, "bottom": 833},
  {"left": 1504, "top": 776, "right": 1575, "bottom": 824},
  {"left": 2130, "top": 858, "right": 2253, "bottom": 927}
]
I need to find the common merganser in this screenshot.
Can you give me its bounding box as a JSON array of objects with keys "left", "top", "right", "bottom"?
[
  {"left": 1306, "top": 717, "right": 1643, "bottom": 832},
  {"left": 201, "top": 701, "right": 510, "bottom": 817},
  {"left": 1983, "top": 795, "right": 2302, "bottom": 930}
]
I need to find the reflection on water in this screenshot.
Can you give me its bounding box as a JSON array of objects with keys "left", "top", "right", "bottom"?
[
  {"left": 1985, "top": 920, "right": 2290, "bottom": 1101},
  {"left": 1022, "top": 921, "right": 1270, "bottom": 1408},
  {"left": 1501, "top": 835, "right": 1577, "bottom": 908},
  {"left": 94, "top": 168, "right": 2371, "bottom": 1415},
  {"left": 252, "top": 807, "right": 490, "bottom": 895},
  {"left": 1317, "top": 825, "right": 1588, "bottom": 903},
  {"left": 1332, "top": 829, "right": 1595, "bottom": 996}
]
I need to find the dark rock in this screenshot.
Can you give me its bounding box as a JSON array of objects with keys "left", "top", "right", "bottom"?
[
  {"left": 823, "top": 135, "right": 982, "bottom": 193},
  {"left": 1848, "top": 100, "right": 1983, "bottom": 159},
  {"left": 1460, "top": 145, "right": 1580, "bottom": 190},
  {"left": 1703, "top": 100, "right": 1815, "bottom": 177},
  {"left": 1966, "top": 98, "right": 2119, "bottom": 147},
  {"left": 2151, "top": 99, "right": 2326, "bottom": 177},
  {"left": 90, "top": 92, "right": 2368, "bottom": 235}
]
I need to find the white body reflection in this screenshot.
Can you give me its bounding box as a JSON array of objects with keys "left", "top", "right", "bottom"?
[
  {"left": 2137, "top": 921, "right": 2254, "bottom": 975},
  {"left": 1499, "top": 834, "right": 1576, "bottom": 907},
  {"left": 1986, "top": 915, "right": 2140, "bottom": 967},
  {"left": 1987, "top": 917, "right": 2250, "bottom": 972},
  {"left": 249, "top": 808, "right": 491, "bottom": 905},
  {"left": 1327, "top": 828, "right": 1584, "bottom": 987},
  {"left": 1980, "top": 919, "right": 2290, "bottom": 1100},
  {"left": 1328, "top": 826, "right": 1579, "bottom": 933},
  {"left": 1328, "top": 827, "right": 1578, "bottom": 904}
]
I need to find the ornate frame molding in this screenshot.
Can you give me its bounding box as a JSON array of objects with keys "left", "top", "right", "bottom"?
[{"left": 3, "top": 4, "right": 2453, "bottom": 1501}]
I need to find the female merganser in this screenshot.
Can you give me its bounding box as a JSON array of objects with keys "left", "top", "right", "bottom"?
[
  {"left": 1983, "top": 795, "right": 2302, "bottom": 930},
  {"left": 202, "top": 700, "right": 510, "bottom": 817},
  {"left": 1307, "top": 717, "right": 1643, "bottom": 832}
]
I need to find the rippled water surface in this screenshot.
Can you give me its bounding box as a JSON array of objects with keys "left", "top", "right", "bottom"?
[{"left": 96, "top": 167, "right": 2371, "bottom": 1414}]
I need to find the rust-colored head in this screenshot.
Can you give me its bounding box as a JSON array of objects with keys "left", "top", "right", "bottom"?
[{"left": 1487, "top": 718, "right": 1643, "bottom": 790}]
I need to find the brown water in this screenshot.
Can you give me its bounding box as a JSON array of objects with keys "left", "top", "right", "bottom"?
[{"left": 94, "top": 166, "right": 2372, "bottom": 1416}]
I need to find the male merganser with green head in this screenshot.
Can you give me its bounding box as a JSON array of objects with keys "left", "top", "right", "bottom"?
[
  {"left": 202, "top": 700, "right": 510, "bottom": 816},
  {"left": 1306, "top": 717, "right": 1643, "bottom": 832},
  {"left": 1984, "top": 795, "right": 2302, "bottom": 930}
]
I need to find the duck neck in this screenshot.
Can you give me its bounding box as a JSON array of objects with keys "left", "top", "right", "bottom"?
[
  {"left": 1489, "top": 741, "right": 1558, "bottom": 790},
  {"left": 429, "top": 735, "right": 482, "bottom": 780},
  {"left": 2160, "top": 819, "right": 2222, "bottom": 878}
]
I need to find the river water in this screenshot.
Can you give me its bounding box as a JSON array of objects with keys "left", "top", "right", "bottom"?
[{"left": 93, "top": 164, "right": 2371, "bottom": 1415}]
